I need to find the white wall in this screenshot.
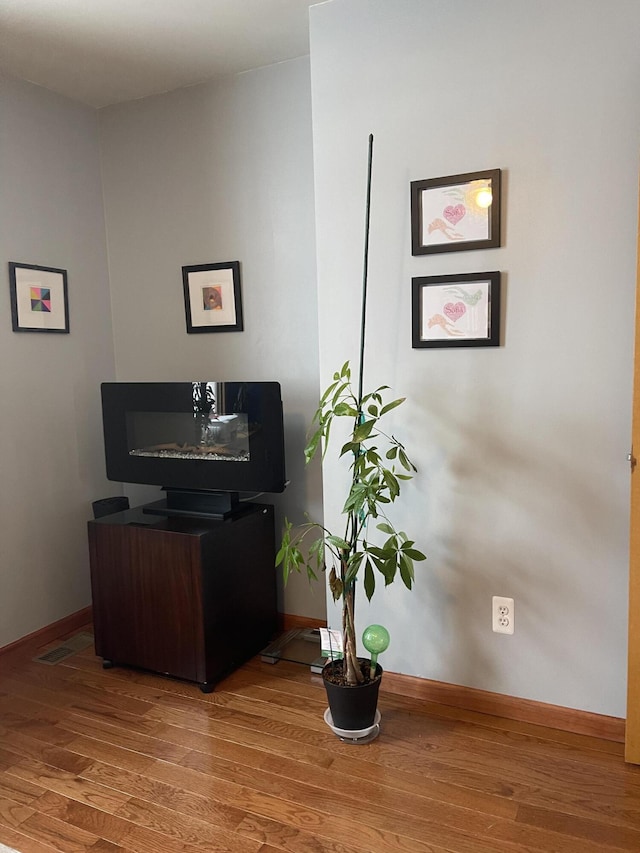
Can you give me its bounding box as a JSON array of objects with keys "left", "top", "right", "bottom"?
[
  {"left": 98, "top": 58, "right": 325, "bottom": 619},
  {"left": 0, "top": 74, "right": 116, "bottom": 647},
  {"left": 310, "top": 0, "right": 640, "bottom": 716}
]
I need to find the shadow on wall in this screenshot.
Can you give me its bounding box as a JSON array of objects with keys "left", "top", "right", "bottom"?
[
  {"left": 268, "top": 410, "right": 326, "bottom": 619},
  {"left": 403, "top": 383, "right": 617, "bottom": 699}
]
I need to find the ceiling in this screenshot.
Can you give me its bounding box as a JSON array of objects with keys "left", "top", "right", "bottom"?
[{"left": 0, "top": 0, "right": 318, "bottom": 109}]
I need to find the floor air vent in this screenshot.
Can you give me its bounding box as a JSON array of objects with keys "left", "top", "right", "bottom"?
[{"left": 33, "top": 631, "right": 94, "bottom": 665}]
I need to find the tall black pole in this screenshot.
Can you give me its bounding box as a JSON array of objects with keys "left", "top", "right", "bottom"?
[{"left": 357, "top": 133, "right": 374, "bottom": 410}]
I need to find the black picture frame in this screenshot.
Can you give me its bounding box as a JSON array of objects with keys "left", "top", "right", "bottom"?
[
  {"left": 411, "top": 169, "right": 501, "bottom": 255},
  {"left": 182, "top": 261, "right": 243, "bottom": 334},
  {"left": 412, "top": 271, "right": 501, "bottom": 348},
  {"left": 9, "top": 262, "right": 70, "bottom": 334}
]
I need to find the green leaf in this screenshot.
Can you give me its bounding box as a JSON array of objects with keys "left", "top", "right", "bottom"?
[
  {"left": 327, "top": 534, "right": 350, "bottom": 551},
  {"left": 282, "top": 545, "right": 303, "bottom": 585},
  {"left": 365, "top": 545, "right": 389, "bottom": 559},
  {"left": 365, "top": 449, "right": 381, "bottom": 466},
  {"left": 406, "top": 549, "right": 426, "bottom": 561},
  {"left": 352, "top": 457, "right": 374, "bottom": 477},
  {"left": 398, "top": 448, "right": 412, "bottom": 471},
  {"left": 382, "top": 558, "right": 397, "bottom": 584},
  {"left": 371, "top": 557, "right": 387, "bottom": 586},
  {"left": 364, "top": 559, "right": 375, "bottom": 600},
  {"left": 380, "top": 397, "right": 406, "bottom": 415},
  {"left": 275, "top": 543, "right": 286, "bottom": 568},
  {"left": 382, "top": 469, "right": 400, "bottom": 499},
  {"left": 304, "top": 428, "right": 323, "bottom": 463},
  {"left": 399, "top": 554, "right": 414, "bottom": 588},
  {"left": 340, "top": 441, "right": 360, "bottom": 457},
  {"left": 320, "top": 379, "right": 340, "bottom": 405},
  {"left": 385, "top": 446, "right": 398, "bottom": 460},
  {"left": 401, "top": 541, "right": 427, "bottom": 561},
  {"left": 344, "top": 551, "right": 364, "bottom": 585},
  {"left": 343, "top": 484, "right": 367, "bottom": 516},
  {"left": 353, "top": 419, "right": 375, "bottom": 442},
  {"left": 331, "top": 382, "right": 349, "bottom": 408},
  {"left": 308, "top": 537, "right": 326, "bottom": 578},
  {"left": 376, "top": 522, "right": 395, "bottom": 535},
  {"left": 335, "top": 401, "right": 359, "bottom": 417}
]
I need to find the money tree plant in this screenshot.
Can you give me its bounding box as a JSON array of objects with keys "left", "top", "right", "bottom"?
[{"left": 276, "top": 360, "right": 426, "bottom": 686}]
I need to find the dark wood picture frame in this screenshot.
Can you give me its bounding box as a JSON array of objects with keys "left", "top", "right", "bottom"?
[
  {"left": 412, "top": 271, "right": 501, "bottom": 348},
  {"left": 9, "top": 261, "right": 70, "bottom": 334},
  {"left": 411, "top": 169, "right": 501, "bottom": 255},
  {"left": 182, "top": 261, "right": 243, "bottom": 334}
]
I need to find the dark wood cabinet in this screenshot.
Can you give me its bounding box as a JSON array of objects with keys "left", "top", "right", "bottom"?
[{"left": 88, "top": 503, "right": 277, "bottom": 691}]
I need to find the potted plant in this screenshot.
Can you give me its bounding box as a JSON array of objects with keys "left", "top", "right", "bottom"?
[
  {"left": 277, "top": 134, "right": 425, "bottom": 735},
  {"left": 276, "top": 359, "right": 426, "bottom": 732}
]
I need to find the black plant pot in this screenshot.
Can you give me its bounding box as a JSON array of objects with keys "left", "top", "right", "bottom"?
[{"left": 323, "top": 658, "right": 383, "bottom": 731}]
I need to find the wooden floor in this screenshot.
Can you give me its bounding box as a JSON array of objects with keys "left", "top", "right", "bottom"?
[{"left": 1, "top": 628, "right": 640, "bottom": 853}]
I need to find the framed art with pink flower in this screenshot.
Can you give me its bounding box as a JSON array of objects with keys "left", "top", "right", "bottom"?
[
  {"left": 412, "top": 271, "right": 501, "bottom": 349},
  {"left": 410, "top": 169, "right": 501, "bottom": 255},
  {"left": 9, "top": 262, "right": 69, "bottom": 333}
]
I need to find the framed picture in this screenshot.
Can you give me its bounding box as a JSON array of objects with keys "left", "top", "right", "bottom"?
[
  {"left": 410, "top": 169, "right": 501, "bottom": 255},
  {"left": 182, "top": 261, "right": 243, "bottom": 334},
  {"left": 412, "top": 271, "right": 501, "bottom": 348},
  {"left": 9, "top": 262, "right": 69, "bottom": 334}
]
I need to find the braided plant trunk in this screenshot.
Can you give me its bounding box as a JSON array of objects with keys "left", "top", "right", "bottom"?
[{"left": 342, "top": 577, "right": 364, "bottom": 685}]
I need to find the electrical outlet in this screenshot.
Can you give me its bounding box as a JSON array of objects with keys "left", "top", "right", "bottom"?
[{"left": 492, "top": 596, "right": 514, "bottom": 635}]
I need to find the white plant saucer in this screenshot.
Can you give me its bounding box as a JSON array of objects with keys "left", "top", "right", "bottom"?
[{"left": 323, "top": 708, "right": 381, "bottom": 744}]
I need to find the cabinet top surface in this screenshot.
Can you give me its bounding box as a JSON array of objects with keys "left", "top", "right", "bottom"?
[{"left": 89, "top": 501, "right": 271, "bottom": 534}]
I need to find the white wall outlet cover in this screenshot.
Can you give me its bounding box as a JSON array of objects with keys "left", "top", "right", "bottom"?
[{"left": 492, "top": 596, "right": 514, "bottom": 635}]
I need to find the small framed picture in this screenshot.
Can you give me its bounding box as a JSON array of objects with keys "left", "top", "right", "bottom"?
[
  {"left": 182, "top": 261, "right": 243, "bottom": 334},
  {"left": 9, "top": 262, "right": 69, "bottom": 334},
  {"left": 412, "top": 271, "right": 501, "bottom": 348},
  {"left": 411, "top": 169, "right": 501, "bottom": 255}
]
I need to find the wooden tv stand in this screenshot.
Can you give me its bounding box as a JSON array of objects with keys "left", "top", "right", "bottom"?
[{"left": 88, "top": 502, "right": 277, "bottom": 692}]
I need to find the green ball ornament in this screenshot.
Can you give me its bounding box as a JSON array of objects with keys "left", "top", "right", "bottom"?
[{"left": 362, "top": 624, "right": 390, "bottom": 675}]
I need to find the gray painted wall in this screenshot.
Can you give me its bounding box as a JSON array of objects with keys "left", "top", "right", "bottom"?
[
  {"left": 4, "top": 0, "right": 640, "bottom": 719},
  {"left": 309, "top": 0, "right": 640, "bottom": 716},
  {"left": 98, "top": 57, "right": 325, "bottom": 619},
  {"left": 0, "top": 74, "right": 116, "bottom": 647}
]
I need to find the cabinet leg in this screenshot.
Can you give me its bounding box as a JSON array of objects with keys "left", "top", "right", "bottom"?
[
  {"left": 102, "top": 659, "right": 114, "bottom": 669},
  {"left": 199, "top": 682, "right": 215, "bottom": 694}
]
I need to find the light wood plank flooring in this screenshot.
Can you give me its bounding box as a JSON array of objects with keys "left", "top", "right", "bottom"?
[{"left": 1, "top": 626, "right": 640, "bottom": 853}]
